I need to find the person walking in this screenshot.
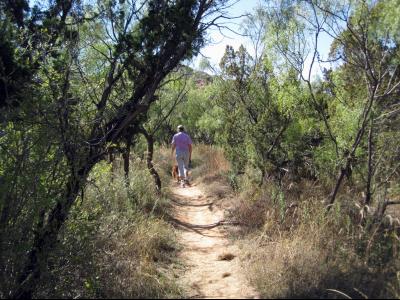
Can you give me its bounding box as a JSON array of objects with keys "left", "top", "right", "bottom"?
[{"left": 171, "top": 125, "right": 192, "bottom": 187}]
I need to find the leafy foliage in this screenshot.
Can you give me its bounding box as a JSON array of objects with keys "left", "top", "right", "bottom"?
[{"left": 1, "top": 0, "right": 399, "bottom": 298}]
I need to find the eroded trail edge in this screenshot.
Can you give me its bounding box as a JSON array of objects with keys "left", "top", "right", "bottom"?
[{"left": 171, "top": 183, "right": 259, "bottom": 299}]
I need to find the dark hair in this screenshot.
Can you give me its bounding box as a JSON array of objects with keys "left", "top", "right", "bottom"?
[{"left": 178, "top": 125, "right": 184, "bottom": 132}]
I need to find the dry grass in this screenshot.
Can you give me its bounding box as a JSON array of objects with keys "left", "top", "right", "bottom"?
[
  {"left": 244, "top": 226, "right": 393, "bottom": 299},
  {"left": 202, "top": 177, "right": 231, "bottom": 198},
  {"left": 190, "top": 145, "right": 233, "bottom": 203},
  {"left": 153, "top": 146, "right": 176, "bottom": 184},
  {"left": 243, "top": 227, "right": 339, "bottom": 298},
  {"left": 153, "top": 145, "right": 400, "bottom": 299},
  {"left": 233, "top": 177, "right": 400, "bottom": 299},
  {"left": 34, "top": 158, "right": 182, "bottom": 299},
  {"left": 228, "top": 188, "right": 269, "bottom": 230},
  {"left": 211, "top": 160, "right": 400, "bottom": 299},
  {"left": 190, "top": 145, "right": 230, "bottom": 180}
]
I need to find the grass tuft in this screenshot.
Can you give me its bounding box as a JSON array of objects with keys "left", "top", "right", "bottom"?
[
  {"left": 226, "top": 165, "right": 400, "bottom": 299},
  {"left": 34, "top": 157, "right": 182, "bottom": 299}
]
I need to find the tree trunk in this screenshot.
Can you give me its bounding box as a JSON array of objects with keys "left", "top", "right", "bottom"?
[
  {"left": 259, "top": 168, "right": 266, "bottom": 187},
  {"left": 327, "top": 90, "right": 377, "bottom": 211},
  {"left": 109, "top": 148, "right": 115, "bottom": 182},
  {"left": 12, "top": 162, "right": 96, "bottom": 299},
  {"left": 140, "top": 128, "right": 161, "bottom": 193},
  {"left": 327, "top": 167, "right": 348, "bottom": 211},
  {"left": 365, "top": 119, "right": 374, "bottom": 205},
  {"left": 122, "top": 139, "right": 132, "bottom": 180}
]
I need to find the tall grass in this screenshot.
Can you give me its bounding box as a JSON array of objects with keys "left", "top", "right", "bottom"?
[
  {"left": 191, "top": 144, "right": 230, "bottom": 178},
  {"left": 223, "top": 162, "right": 400, "bottom": 298},
  {"left": 34, "top": 157, "right": 181, "bottom": 298}
]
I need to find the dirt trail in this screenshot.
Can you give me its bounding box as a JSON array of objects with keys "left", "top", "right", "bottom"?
[{"left": 171, "top": 183, "right": 259, "bottom": 299}]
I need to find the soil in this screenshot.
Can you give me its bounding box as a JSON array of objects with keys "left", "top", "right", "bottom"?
[{"left": 170, "top": 182, "right": 259, "bottom": 299}]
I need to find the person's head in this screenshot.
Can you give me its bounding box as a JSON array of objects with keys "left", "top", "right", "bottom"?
[{"left": 177, "top": 125, "right": 184, "bottom": 132}]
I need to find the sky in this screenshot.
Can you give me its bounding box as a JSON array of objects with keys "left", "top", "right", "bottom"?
[
  {"left": 190, "top": 0, "right": 334, "bottom": 79},
  {"left": 190, "top": 0, "right": 262, "bottom": 71}
]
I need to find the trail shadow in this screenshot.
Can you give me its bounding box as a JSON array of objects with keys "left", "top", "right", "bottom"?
[
  {"left": 167, "top": 215, "right": 238, "bottom": 237},
  {"left": 166, "top": 215, "right": 221, "bottom": 236},
  {"left": 188, "top": 282, "right": 205, "bottom": 299},
  {"left": 170, "top": 197, "right": 213, "bottom": 208},
  {"left": 171, "top": 218, "right": 225, "bottom": 230}
]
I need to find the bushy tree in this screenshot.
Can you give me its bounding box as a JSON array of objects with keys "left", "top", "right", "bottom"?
[{"left": 0, "top": 0, "right": 231, "bottom": 297}]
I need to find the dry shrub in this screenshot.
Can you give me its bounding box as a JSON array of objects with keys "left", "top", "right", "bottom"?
[
  {"left": 242, "top": 214, "right": 395, "bottom": 299},
  {"left": 191, "top": 145, "right": 230, "bottom": 180},
  {"left": 229, "top": 191, "right": 269, "bottom": 230},
  {"left": 228, "top": 180, "right": 300, "bottom": 232},
  {"left": 202, "top": 178, "right": 231, "bottom": 199},
  {"left": 244, "top": 226, "right": 335, "bottom": 298},
  {"left": 243, "top": 209, "right": 399, "bottom": 299},
  {"left": 34, "top": 159, "right": 181, "bottom": 298},
  {"left": 234, "top": 175, "right": 400, "bottom": 298},
  {"left": 91, "top": 214, "right": 179, "bottom": 298},
  {"left": 196, "top": 144, "right": 230, "bottom": 170}
]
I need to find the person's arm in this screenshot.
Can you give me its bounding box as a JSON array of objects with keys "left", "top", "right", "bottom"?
[
  {"left": 171, "top": 144, "right": 176, "bottom": 157},
  {"left": 171, "top": 135, "right": 176, "bottom": 158}
]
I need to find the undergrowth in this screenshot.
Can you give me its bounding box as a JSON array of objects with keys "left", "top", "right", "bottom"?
[
  {"left": 228, "top": 169, "right": 400, "bottom": 299},
  {"left": 34, "top": 157, "right": 181, "bottom": 298}
]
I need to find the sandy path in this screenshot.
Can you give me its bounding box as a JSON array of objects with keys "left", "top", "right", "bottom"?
[{"left": 171, "top": 183, "right": 259, "bottom": 299}]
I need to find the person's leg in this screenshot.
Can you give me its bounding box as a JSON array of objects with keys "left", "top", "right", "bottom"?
[
  {"left": 183, "top": 151, "right": 190, "bottom": 182},
  {"left": 176, "top": 151, "right": 185, "bottom": 180}
]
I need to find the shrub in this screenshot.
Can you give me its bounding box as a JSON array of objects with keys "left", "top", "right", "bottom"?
[
  {"left": 33, "top": 158, "right": 181, "bottom": 298},
  {"left": 232, "top": 173, "right": 400, "bottom": 298}
]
